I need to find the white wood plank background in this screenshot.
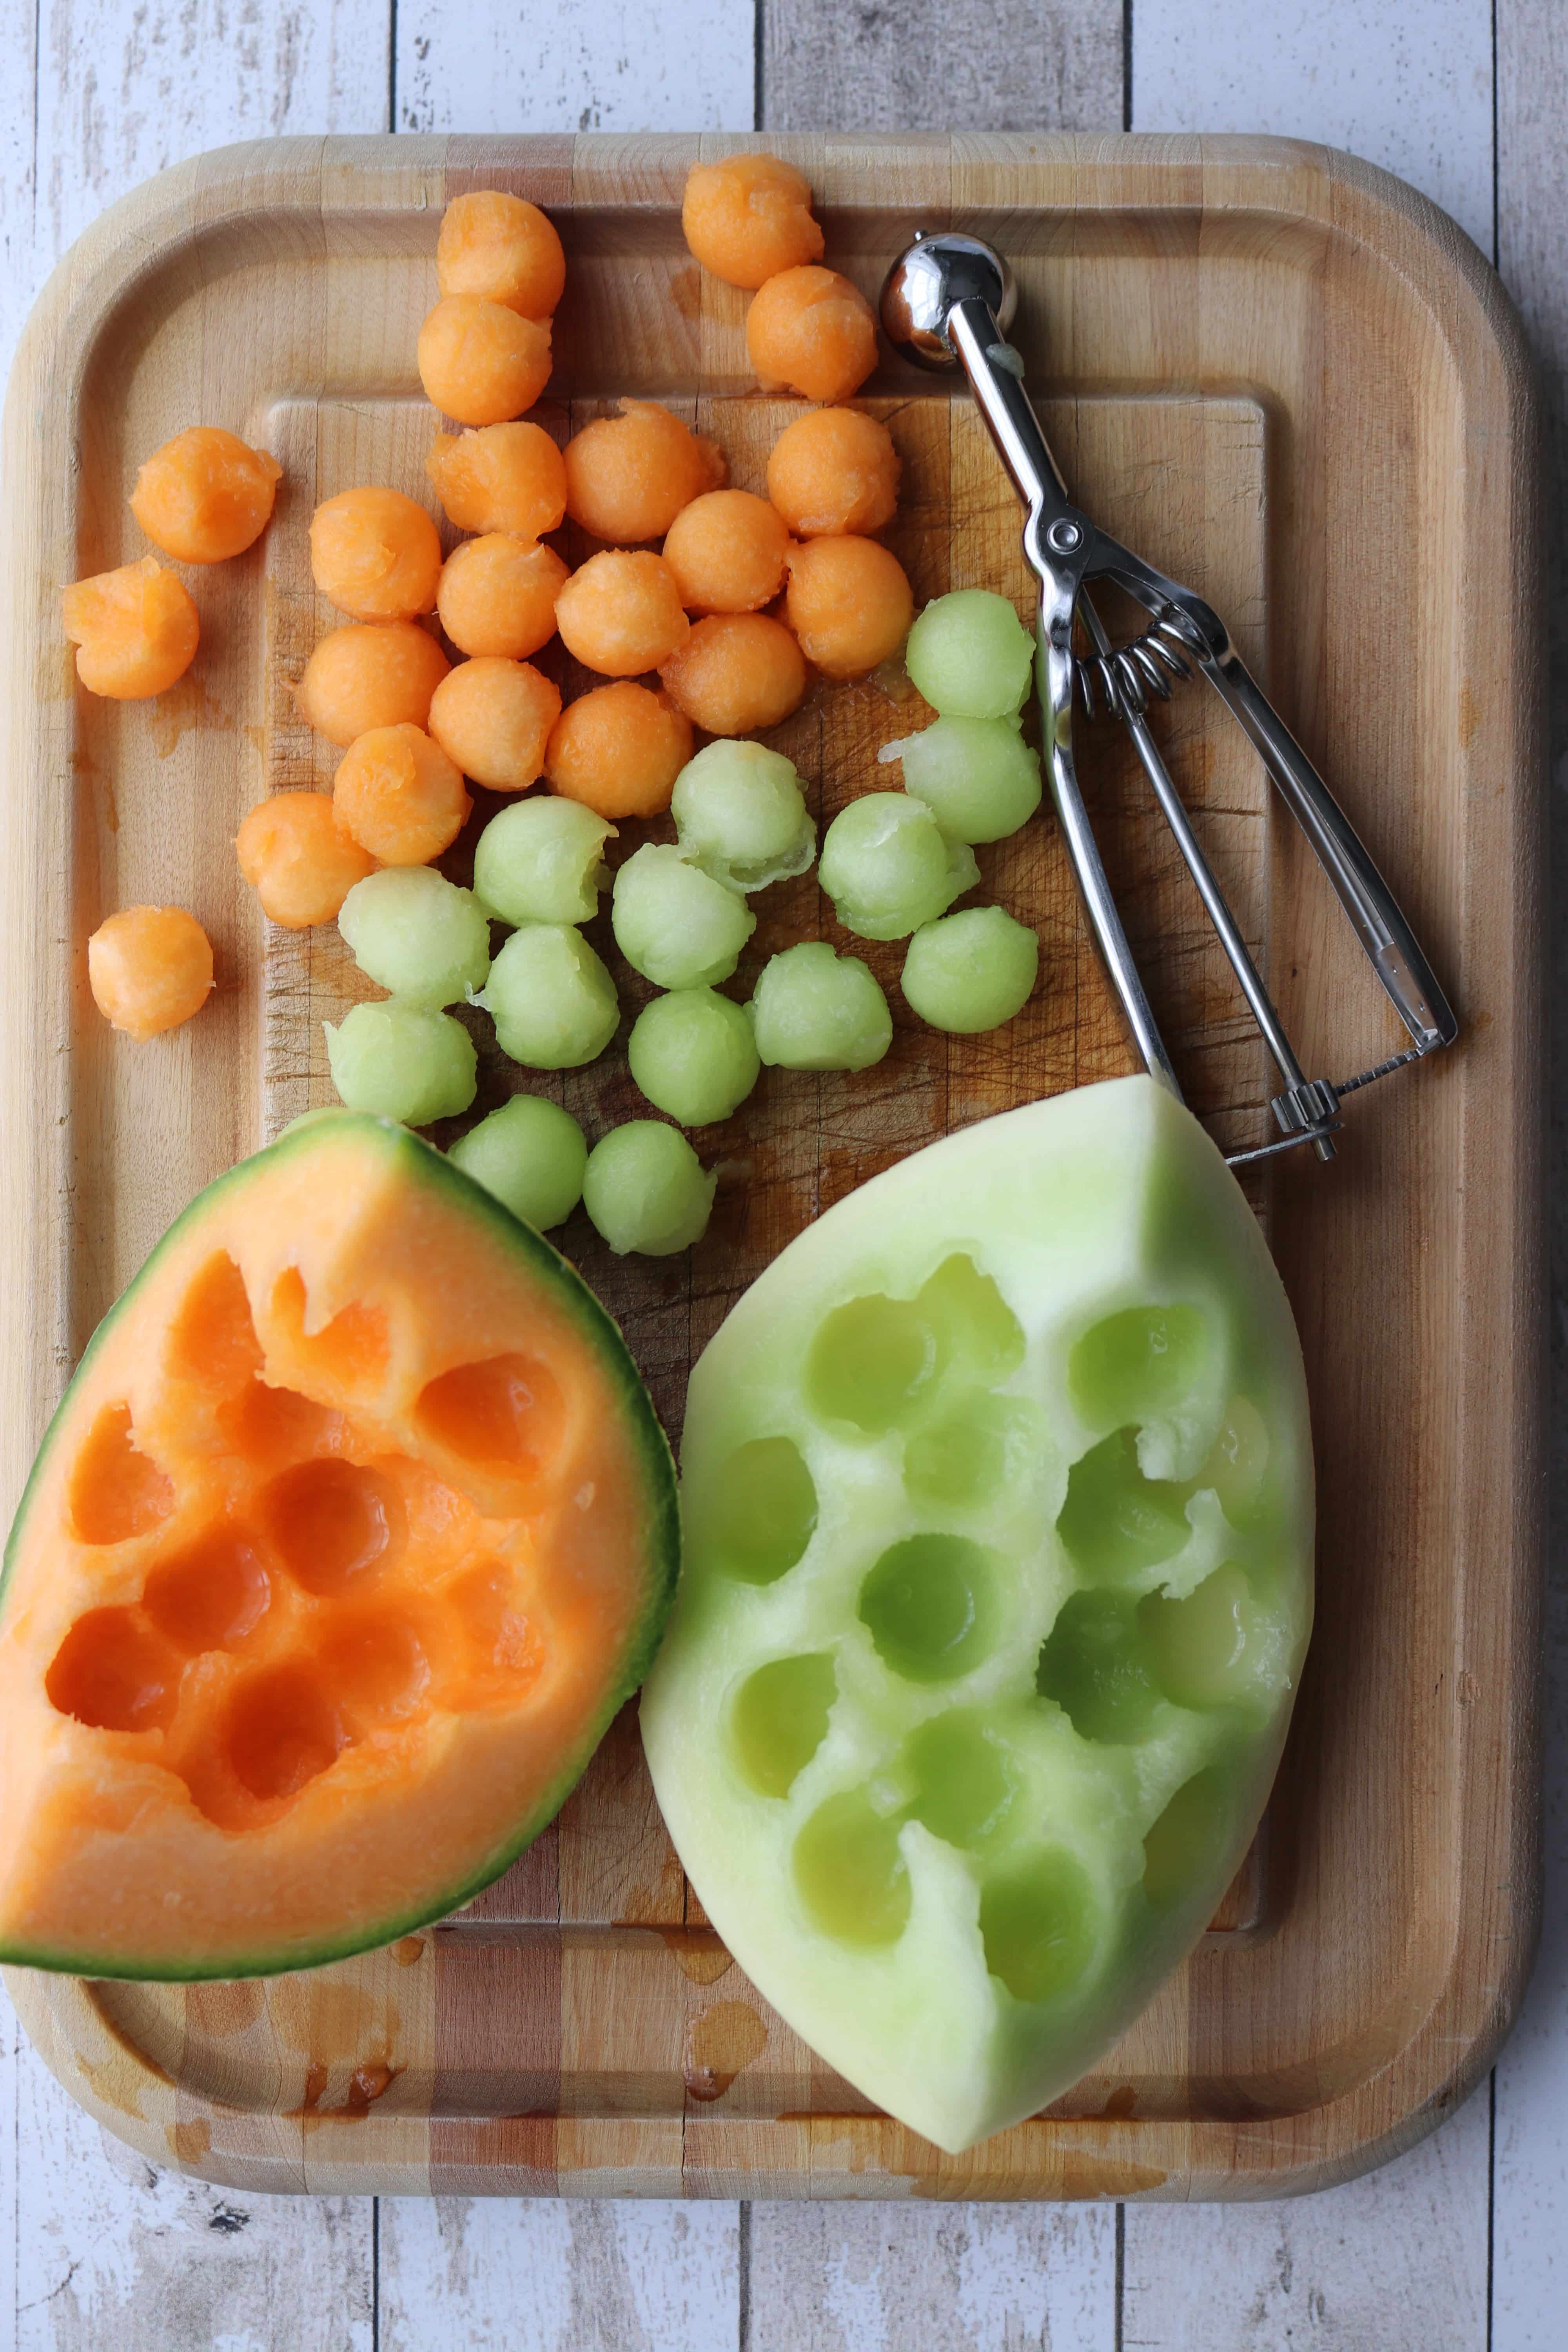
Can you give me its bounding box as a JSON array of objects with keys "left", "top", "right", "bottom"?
[{"left": 1, "top": 1, "right": 1562, "bottom": 2344}]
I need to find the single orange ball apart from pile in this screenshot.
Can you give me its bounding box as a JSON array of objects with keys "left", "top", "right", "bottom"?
[
  {"left": 295, "top": 622, "right": 451, "bottom": 747},
  {"left": 437, "top": 536, "right": 568, "bottom": 660},
  {"left": 662, "top": 489, "right": 791, "bottom": 614},
  {"left": 746, "top": 267, "right": 878, "bottom": 406},
  {"left": 62, "top": 557, "right": 200, "bottom": 700},
  {"left": 425, "top": 423, "right": 567, "bottom": 539},
  {"left": 332, "top": 725, "right": 473, "bottom": 865},
  {"left": 555, "top": 550, "right": 690, "bottom": 678},
  {"left": 129, "top": 427, "right": 282, "bottom": 563},
  {"left": 309, "top": 487, "right": 443, "bottom": 622},
  {"left": 418, "top": 297, "right": 553, "bottom": 428},
  {"left": 544, "top": 682, "right": 694, "bottom": 819},
  {"left": 563, "top": 401, "right": 726, "bottom": 546},
  {"left": 767, "top": 406, "right": 900, "bottom": 538},
  {"left": 784, "top": 536, "right": 914, "bottom": 679},
  {"left": 437, "top": 191, "right": 566, "bottom": 319},
  {"left": 87, "top": 906, "right": 214, "bottom": 1039},
  {"left": 427, "top": 658, "right": 562, "bottom": 793},
  {"left": 236, "top": 793, "right": 377, "bottom": 928},
  {"left": 659, "top": 613, "right": 807, "bottom": 737},
  {"left": 681, "top": 152, "right": 824, "bottom": 290}
]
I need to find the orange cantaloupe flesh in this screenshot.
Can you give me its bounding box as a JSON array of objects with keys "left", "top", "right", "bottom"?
[{"left": 0, "top": 1114, "right": 677, "bottom": 1978}]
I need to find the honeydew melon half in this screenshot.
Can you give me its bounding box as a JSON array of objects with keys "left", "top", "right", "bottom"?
[
  {"left": 0, "top": 1113, "right": 677, "bottom": 1978},
  {"left": 641, "top": 1074, "right": 1313, "bottom": 2154}
]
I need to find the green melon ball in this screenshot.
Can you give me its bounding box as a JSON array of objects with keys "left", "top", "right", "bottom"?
[
  {"left": 476, "top": 924, "right": 620, "bottom": 1069},
  {"left": 628, "top": 987, "right": 761, "bottom": 1127},
  {"left": 611, "top": 844, "right": 757, "bottom": 989},
  {"left": 890, "top": 716, "right": 1043, "bottom": 844},
  {"left": 583, "top": 1121, "right": 717, "bottom": 1256},
  {"left": 900, "top": 906, "right": 1040, "bottom": 1033},
  {"left": 323, "top": 1002, "right": 477, "bottom": 1125},
  {"left": 473, "top": 797, "right": 616, "bottom": 926},
  {"left": 818, "top": 793, "right": 979, "bottom": 941},
  {"left": 748, "top": 942, "right": 893, "bottom": 1071},
  {"left": 448, "top": 1094, "right": 588, "bottom": 1229},
  {"left": 670, "top": 740, "right": 817, "bottom": 893},
  {"left": 905, "top": 590, "right": 1034, "bottom": 719},
  {"left": 337, "top": 866, "right": 492, "bottom": 1007}
]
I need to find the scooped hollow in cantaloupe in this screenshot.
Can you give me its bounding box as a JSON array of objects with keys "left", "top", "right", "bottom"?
[
  {"left": 0, "top": 1114, "right": 677, "bottom": 1978},
  {"left": 641, "top": 1074, "right": 1314, "bottom": 2154}
]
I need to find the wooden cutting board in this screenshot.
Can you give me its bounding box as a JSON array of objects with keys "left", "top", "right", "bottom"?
[{"left": 0, "top": 131, "right": 1542, "bottom": 2201}]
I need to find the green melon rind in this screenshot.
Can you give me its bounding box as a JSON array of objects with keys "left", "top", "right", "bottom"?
[{"left": 0, "top": 1113, "right": 680, "bottom": 1980}]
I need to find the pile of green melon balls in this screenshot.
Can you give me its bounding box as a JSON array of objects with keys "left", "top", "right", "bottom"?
[{"left": 323, "top": 588, "right": 1042, "bottom": 1256}]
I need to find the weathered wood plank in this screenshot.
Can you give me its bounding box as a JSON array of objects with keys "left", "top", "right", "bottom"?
[
  {"left": 393, "top": 2, "right": 755, "bottom": 137},
  {"left": 0, "top": 0, "right": 39, "bottom": 407},
  {"left": 747, "top": 2201, "right": 1117, "bottom": 2352},
  {"left": 377, "top": 2198, "right": 741, "bottom": 2349},
  {"left": 32, "top": 0, "right": 391, "bottom": 262},
  {"left": 1122, "top": 2080, "right": 1493, "bottom": 2352},
  {"left": 759, "top": 0, "right": 1123, "bottom": 134},
  {"left": 1131, "top": 0, "right": 1496, "bottom": 253},
  {"left": 0, "top": 1982, "right": 374, "bottom": 2352},
  {"left": 1492, "top": 0, "right": 1568, "bottom": 2336},
  {"left": 1123, "top": 12, "right": 1507, "bottom": 2347},
  {"left": 5, "top": 12, "right": 394, "bottom": 2350}
]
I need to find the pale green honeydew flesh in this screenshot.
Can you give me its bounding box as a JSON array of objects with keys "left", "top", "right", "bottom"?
[
  {"left": 904, "top": 588, "right": 1035, "bottom": 720},
  {"left": 901, "top": 907, "right": 1040, "bottom": 1034},
  {"left": 472, "top": 797, "right": 616, "bottom": 926},
  {"left": 583, "top": 1120, "right": 716, "bottom": 1256},
  {"left": 886, "top": 716, "right": 1043, "bottom": 844},
  {"left": 476, "top": 924, "right": 620, "bottom": 1069},
  {"left": 748, "top": 941, "right": 893, "bottom": 1072},
  {"left": 670, "top": 740, "right": 817, "bottom": 892},
  {"left": 611, "top": 843, "right": 757, "bottom": 989},
  {"left": 447, "top": 1093, "right": 588, "bottom": 1229},
  {"left": 337, "top": 866, "right": 492, "bottom": 1006},
  {"left": 818, "top": 793, "right": 979, "bottom": 942},
  {"left": 642, "top": 1075, "right": 1314, "bottom": 2153},
  {"left": 323, "top": 1001, "right": 477, "bottom": 1125},
  {"left": 628, "top": 987, "right": 761, "bottom": 1127}
]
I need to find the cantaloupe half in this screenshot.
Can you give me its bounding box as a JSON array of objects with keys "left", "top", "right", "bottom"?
[{"left": 0, "top": 1113, "right": 677, "bottom": 1978}]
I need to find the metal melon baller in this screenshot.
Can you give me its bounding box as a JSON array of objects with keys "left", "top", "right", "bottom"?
[{"left": 880, "top": 234, "right": 1457, "bottom": 1167}]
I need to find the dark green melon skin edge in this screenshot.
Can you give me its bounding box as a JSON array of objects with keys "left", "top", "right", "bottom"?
[{"left": 0, "top": 1114, "right": 681, "bottom": 1981}]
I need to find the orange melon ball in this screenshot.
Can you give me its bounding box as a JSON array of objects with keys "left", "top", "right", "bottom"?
[
  {"left": 767, "top": 406, "right": 900, "bottom": 538},
  {"left": 681, "top": 152, "right": 824, "bottom": 290},
  {"left": 427, "top": 658, "right": 562, "bottom": 793},
  {"left": 425, "top": 423, "right": 566, "bottom": 539},
  {"left": 437, "top": 191, "right": 566, "bottom": 319},
  {"left": 308, "top": 487, "right": 443, "bottom": 622},
  {"left": 87, "top": 905, "right": 214, "bottom": 1039},
  {"left": 437, "top": 535, "right": 568, "bottom": 659},
  {"left": 784, "top": 536, "right": 914, "bottom": 679},
  {"left": 417, "top": 297, "right": 553, "bottom": 428},
  {"left": 332, "top": 725, "right": 473, "bottom": 864},
  {"left": 563, "top": 400, "right": 726, "bottom": 545},
  {"left": 295, "top": 622, "right": 451, "bottom": 747},
  {"left": 62, "top": 556, "right": 200, "bottom": 700},
  {"left": 554, "top": 550, "right": 690, "bottom": 677},
  {"left": 236, "top": 793, "right": 377, "bottom": 928},
  {"left": 662, "top": 489, "right": 791, "bottom": 614},
  {"left": 544, "top": 683, "right": 694, "bottom": 819},
  {"left": 658, "top": 613, "right": 807, "bottom": 737},
  {"left": 129, "top": 426, "right": 282, "bottom": 563},
  {"left": 746, "top": 267, "right": 878, "bottom": 406}
]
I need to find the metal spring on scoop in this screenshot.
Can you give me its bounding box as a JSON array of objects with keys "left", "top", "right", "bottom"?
[{"left": 1072, "top": 615, "right": 1196, "bottom": 722}]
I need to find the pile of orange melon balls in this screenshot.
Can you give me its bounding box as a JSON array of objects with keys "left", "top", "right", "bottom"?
[{"left": 68, "top": 156, "right": 1042, "bottom": 1250}]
